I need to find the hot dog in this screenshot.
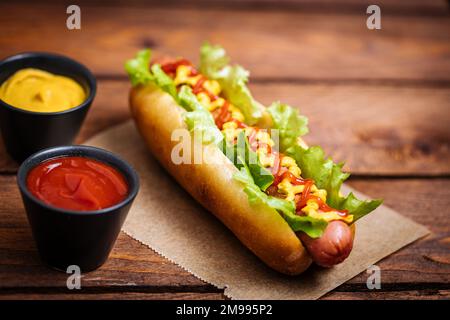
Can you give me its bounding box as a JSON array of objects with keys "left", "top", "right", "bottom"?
[
  {"left": 298, "top": 221, "right": 355, "bottom": 267},
  {"left": 125, "top": 44, "right": 382, "bottom": 275}
]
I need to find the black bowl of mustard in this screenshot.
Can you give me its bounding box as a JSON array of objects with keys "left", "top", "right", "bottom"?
[
  {"left": 17, "top": 145, "right": 139, "bottom": 273},
  {"left": 0, "top": 52, "right": 96, "bottom": 163}
]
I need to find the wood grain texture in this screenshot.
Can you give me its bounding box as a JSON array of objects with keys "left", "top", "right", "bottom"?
[
  {"left": 0, "top": 292, "right": 227, "bottom": 300},
  {"left": 252, "top": 83, "right": 450, "bottom": 176},
  {"left": 323, "top": 290, "right": 450, "bottom": 300},
  {"left": 0, "top": 174, "right": 448, "bottom": 299},
  {"left": 3, "top": 81, "right": 449, "bottom": 175},
  {"left": 0, "top": 179, "right": 209, "bottom": 291},
  {"left": 0, "top": 0, "right": 449, "bottom": 300},
  {"left": 1, "top": 4, "right": 449, "bottom": 81},
  {"left": 27, "top": 0, "right": 450, "bottom": 13},
  {"left": 0, "top": 290, "right": 448, "bottom": 300}
]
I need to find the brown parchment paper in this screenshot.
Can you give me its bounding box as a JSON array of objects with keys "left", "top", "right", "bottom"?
[{"left": 85, "top": 121, "right": 429, "bottom": 300}]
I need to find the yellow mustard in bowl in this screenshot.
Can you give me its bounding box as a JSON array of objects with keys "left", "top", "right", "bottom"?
[{"left": 0, "top": 68, "right": 86, "bottom": 113}]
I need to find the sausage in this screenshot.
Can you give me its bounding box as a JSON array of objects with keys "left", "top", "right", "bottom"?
[{"left": 298, "top": 220, "right": 354, "bottom": 267}]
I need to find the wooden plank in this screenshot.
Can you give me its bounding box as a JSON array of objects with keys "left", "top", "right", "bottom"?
[
  {"left": 152, "top": 0, "right": 450, "bottom": 13},
  {"left": 0, "top": 174, "right": 448, "bottom": 296},
  {"left": 0, "top": 230, "right": 216, "bottom": 291},
  {"left": 1, "top": 290, "right": 448, "bottom": 300},
  {"left": 0, "top": 176, "right": 212, "bottom": 291},
  {"left": 323, "top": 290, "right": 450, "bottom": 300},
  {"left": 29, "top": 0, "right": 450, "bottom": 12},
  {"left": 344, "top": 178, "right": 450, "bottom": 288},
  {"left": 29, "top": 0, "right": 450, "bottom": 15},
  {"left": 2, "top": 81, "right": 449, "bottom": 175},
  {"left": 0, "top": 292, "right": 227, "bottom": 300},
  {"left": 203, "top": 0, "right": 449, "bottom": 12},
  {"left": 1, "top": 4, "right": 449, "bottom": 81},
  {"left": 251, "top": 83, "right": 450, "bottom": 176}
]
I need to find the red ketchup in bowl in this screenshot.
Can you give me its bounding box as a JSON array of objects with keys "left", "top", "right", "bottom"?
[{"left": 27, "top": 156, "right": 128, "bottom": 211}]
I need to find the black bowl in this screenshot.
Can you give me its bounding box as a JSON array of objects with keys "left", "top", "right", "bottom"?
[
  {"left": 17, "top": 145, "right": 139, "bottom": 273},
  {"left": 0, "top": 52, "right": 96, "bottom": 163}
]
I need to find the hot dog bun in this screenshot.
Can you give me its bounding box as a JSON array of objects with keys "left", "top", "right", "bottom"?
[{"left": 130, "top": 83, "right": 312, "bottom": 275}]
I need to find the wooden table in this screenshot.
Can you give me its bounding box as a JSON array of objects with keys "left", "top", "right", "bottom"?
[{"left": 0, "top": 1, "right": 449, "bottom": 300}]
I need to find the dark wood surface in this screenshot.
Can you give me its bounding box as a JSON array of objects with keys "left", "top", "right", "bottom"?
[{"left": 0, "top": 1, "right": 449, "bottom": 300}]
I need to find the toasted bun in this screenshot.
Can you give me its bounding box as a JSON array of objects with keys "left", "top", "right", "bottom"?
[{"left": 129, "top": 84, "right": 312, "bottom": 275}]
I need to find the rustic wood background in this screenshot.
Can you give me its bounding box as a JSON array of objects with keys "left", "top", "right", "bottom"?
[{"left": 0, "top": 0, "right": 449, "bottom": 300}]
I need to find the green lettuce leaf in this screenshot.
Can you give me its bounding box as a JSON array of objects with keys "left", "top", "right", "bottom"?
[
  {"left": 178, "top": 85, "right": 223, "bottom": 145},
  {"left": 282, "top": 207, "right": 329, "bottom": 239},
  {"left": 337, "top": 192, "right": 383, "bottom": 222},
  {"left": 150, "top": 64, "right": 178, "bottom": 100},
  {"left": 178, "top": 85, "right": 207, "bottom": 112},
  {"left": 221, "top": 132, "right": 273, "bottom": 191},
  {"left": 125, "top": 50, "right": 178, "bottom": 101},
  {"left": 233, "top": 166, "right": 294, "bottom": 218},
  {"left": 125, "top": 49, "right": 153, "bottom": 86},
  {"left": 267, "top": 101, "right": 309, "bottom": 152},
  {"left": 199, "top": 43, "right": 229, "bottom": 79},
  {"left": 286, "top": 145, "right": 383, "bottom": 222},
  {"left": 233, "top": 166, "right": 328, "bottom": 238},
  {"left": 199, "top": 43, "right": 263, "bottom": 125},
  {"left": 125, "top": 50, "right": 220, "bottom": 145},
  {"left": 235, "top": 132, "right": 273, "bottom": 191}
]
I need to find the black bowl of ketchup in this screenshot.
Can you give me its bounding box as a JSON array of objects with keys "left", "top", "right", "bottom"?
[{"left": 17, "top": 145, "right": 139, "bottom": 272}]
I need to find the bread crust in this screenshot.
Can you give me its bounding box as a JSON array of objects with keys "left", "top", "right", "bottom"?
[{"left": 129, "top": 84, "right": 312, "bottom": 275}]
